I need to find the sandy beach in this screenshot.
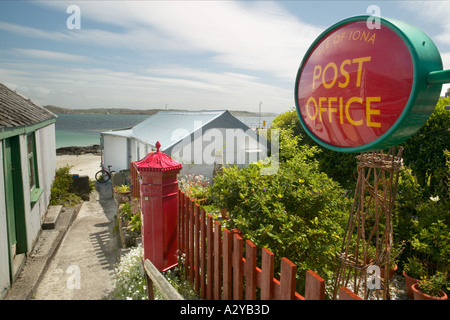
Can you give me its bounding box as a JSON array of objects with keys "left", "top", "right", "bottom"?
[{"left": 56, "top": 153, "right": 101, "bottom": 179}]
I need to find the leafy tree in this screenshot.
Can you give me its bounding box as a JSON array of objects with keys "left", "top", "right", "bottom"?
[
  {"left": 209, "top": 129, "right": 351, "bottom": 295},
  {"left": 272, "top": 108, "right": 357, "bottom": 192},
  {"left": 401, "top": 97, "right": 450, "bottom": 201},
  {"left": 273, "top": 98, "right": 450, "bottom": 198}
]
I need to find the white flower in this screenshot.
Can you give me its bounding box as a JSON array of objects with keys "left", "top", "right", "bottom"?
[
  {"left": 430, "top": 195, "right": 440, "bottom": 202},
  {"left": 114, "top": 245, "right": 147, "bottom": 300}
]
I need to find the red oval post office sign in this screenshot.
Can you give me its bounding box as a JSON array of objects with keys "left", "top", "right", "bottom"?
[{"left": 295, "top": 16, "right": 450, "bottom": 153}]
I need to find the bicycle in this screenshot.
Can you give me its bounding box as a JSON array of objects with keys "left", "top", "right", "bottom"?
[{"left": 95, "top": 164, "right": 115, "bottom": 183}]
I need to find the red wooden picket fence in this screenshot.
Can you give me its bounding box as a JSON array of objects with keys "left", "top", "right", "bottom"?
[{"left": 177, "top": 190, "right": 361, "bottom": 301}]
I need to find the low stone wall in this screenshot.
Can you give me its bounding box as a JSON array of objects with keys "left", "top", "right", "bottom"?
[{"left": 56, "top": 145, "right": 101, "bottom": 156}]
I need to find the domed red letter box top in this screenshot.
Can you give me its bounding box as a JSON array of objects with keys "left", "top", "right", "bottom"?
[{"left": 134, "top": 141, "right": 182, "bottom": 173}]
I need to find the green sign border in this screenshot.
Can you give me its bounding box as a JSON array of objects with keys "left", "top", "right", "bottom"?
[{"left": 295, "top": 15, "right": 444, "bottom": 153}]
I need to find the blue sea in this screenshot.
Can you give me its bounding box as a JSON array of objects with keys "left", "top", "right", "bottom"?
[{"left": 55, "top": 113, "right": 276, "bottom": 148}]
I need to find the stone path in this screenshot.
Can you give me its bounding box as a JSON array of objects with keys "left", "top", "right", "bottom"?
[{"left": 32, "top": 182, "right": 119, "bottom": 300}]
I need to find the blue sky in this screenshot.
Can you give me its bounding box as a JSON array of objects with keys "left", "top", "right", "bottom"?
[{"left": 1, "top": 1, "right": 449, "bottom": 114}]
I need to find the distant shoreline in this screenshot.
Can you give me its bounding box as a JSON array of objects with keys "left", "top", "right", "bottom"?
[
  {"left": 56, "top": 145, "right": 101, "bottom": 156},
  {"left": 44, "top": 105, "right": 278, "bottom": 117}
]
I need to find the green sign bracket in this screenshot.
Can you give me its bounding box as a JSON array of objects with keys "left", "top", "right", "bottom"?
[{"left": 428, "top": 69, "right": 450, "bottom": 85}]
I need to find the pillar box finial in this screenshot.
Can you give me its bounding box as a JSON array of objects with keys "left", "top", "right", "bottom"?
[{"left": 156, "top": 141, "right": 161, "bottom": 152}]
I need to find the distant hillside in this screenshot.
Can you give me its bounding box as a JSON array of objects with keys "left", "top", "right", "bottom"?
[
  {"left": 43, "top": 105, "right": 278, "bottom": 117},
  {"left": 44, "top": 105, "right": 168, "bottom": 115},
  {"left": 229, "top": 110, "right": 278, "bottom": 117},
  {"left": 45, "top": 105, "right": 77, "bottom": 114}
]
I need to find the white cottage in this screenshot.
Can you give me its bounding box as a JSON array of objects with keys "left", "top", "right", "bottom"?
[
  {"left": 0, "top": 83, "right": 56, "bottom": 298},
  {"left": 101, "top": 110, "right": 270, "bottom": 178}
]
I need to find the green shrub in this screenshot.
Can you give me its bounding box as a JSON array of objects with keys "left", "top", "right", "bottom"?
[
  {"left": 394, "top": 171, "right": 449, "bottom": 275},
  {"left": 126, "top": 199, "right": 142, "bottom": 232},
  {"left": 272, "top": 109, "right": 357, "bottom": 192},
  {"left": 393, "top": 169, "right": 424, "bottom": 248},
  {"left": 273, "top": 98, "right": 450, "bottom": 198},
  {"left": 114, "top": 184, "right": 130, "bottom": 193},
  {"left": 417, "top": 271, "right": 449, "bottom": 297},
  {"left": 156, "top": 266, "right": 199, "bottom": 300},
  {"left": 50, "top": 165, "right": 81, "bottom": 207},
  {"left": 116, "top": 199, "right": 142, "bottom": 235},
  {"left": 403, "top": 256, "right": 427, "bottom": 279},
  {"left": 411, "top": 217, "right": 450, "bottom": 274},
  {"left": 273, "top": 100, "right": 450, "bottom": 283},
  {"left": 401, "top": 97, "right": 450, "bottom": 201},
  {"left": 209, "top": 129, "right": 351, "bottom": 295}
]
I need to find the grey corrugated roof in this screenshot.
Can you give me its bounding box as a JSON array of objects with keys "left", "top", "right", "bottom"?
[
  {"left": 0, "top": 83, "right": 56, "bottom": 128},
  {"left": 102, "top": 110, "right": 244, "bottom": 151}
]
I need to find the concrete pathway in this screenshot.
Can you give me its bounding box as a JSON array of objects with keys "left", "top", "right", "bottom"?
[{"left": 32, "top": 182, "right": 119, "bottom": 300}]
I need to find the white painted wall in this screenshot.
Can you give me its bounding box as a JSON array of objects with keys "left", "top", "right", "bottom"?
[
  {"left": 129, "top": 139, "right": 137, "bottom": 166},
  {"left": 26, "top": 124, "right": 56, "bottom": 249},
  {"left": 129, "top": 140, "right": 152, "bottom": 164},
  {"left": 29, "top": 124, "right": 56, "bottom": 246},
  {"left": 103, "top": 135, "right": 154, "bottom": 171},
  {"left": 102, "top": 135, "right": 128, "bottom": 172},
  {"left": 136, "top": 141, "right": 150, "bottom": 162},
  {"left": 0, "top": 124, "right": 56, "bottom": 298},
  {"left": 36, "top": 124, "right": 56, "bottom": 214}
]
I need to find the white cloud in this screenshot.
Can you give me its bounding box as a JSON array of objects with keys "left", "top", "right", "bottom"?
[
  {"left": 441, "top": 51, "right": 450, "bottom": 70},
  {"left": 397, "top": 1, "right": 450, "bottom": 97},
  {"left": 0, "top": 21, "right": 71, "bottom": 41},
  {"left": 12, "top": 48, "right": 94, "bottom": 63},
  {"left": 31, "top": 86, "right": 51, "bottom": 96},
  {"left": 35, "top": 1, "right": 323, "bottom": 80},
  {"left": 401, "top": 1, "right": 450, "bottom": 45},
  {"left": 1, "top": 61, "right": 292, "bottom": 112},
  {"left": 1, "top": 1, "right": 321, "bottom": 112},
  {"left": 0, "top": 21, "right": 182, "bottom": 55},
  {"left": 440, "top": 51, "right": 450, "bottom": 96}
]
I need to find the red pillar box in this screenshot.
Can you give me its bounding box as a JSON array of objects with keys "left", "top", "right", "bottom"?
[{"left": 134, "top": 141, "right": 182, "bottom": 272}]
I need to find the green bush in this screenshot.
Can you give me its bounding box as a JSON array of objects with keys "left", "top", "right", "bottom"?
[
  {"left": 393, "top": 169, "right": 424, "bottom": 245},
  {"left": 272, "top": 109, "right": 357, "bottom": 192},
  {"left": 50, "top": 165, "right": 81, "bottom": 207},
  {"left": 121, "top": 199, "right": 141, "bottom": 233},
  {"left": 209, "top": 129, "right": 351, "bottom": 295},
  {"left": 393, "top": 169, "right": 449, "bottom": 276},
  {"left": 273, "top": 98, "right": 450, "bottom": 198},
  {"left": 273, "top": 100, "right": 450, "bottom": 282},
  {"left": 403, "top": 256, "right": 427, "bottom": 279},
  {"left": 401, "top": 97, "right": 450, "bottom": 201},
  {"left": 417, "top": 271, "right": 449, "bottom": 297},
  {"left": 114, "top": 184, "right": 130, "bottom": 193},
  {"left": 411, "top": 214, "right": 450, "bottom": 274}
]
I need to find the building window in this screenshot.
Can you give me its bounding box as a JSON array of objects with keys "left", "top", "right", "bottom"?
[{"left": 27, "top": 133, "right": 42, "bottom": 204}]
